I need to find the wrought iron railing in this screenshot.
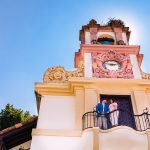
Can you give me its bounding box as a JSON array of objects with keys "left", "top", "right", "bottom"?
[{"left": 82, "top": 109, "right": 150, "bottom": 131}]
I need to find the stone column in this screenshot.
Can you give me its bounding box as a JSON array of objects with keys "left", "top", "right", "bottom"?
[{"left": 113, "top": 27, "right": 123, "bottom": 42}]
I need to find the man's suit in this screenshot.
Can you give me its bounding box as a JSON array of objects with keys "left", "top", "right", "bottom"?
[{"left": 96, "top": 102, "right": 109, "bottom": 129}]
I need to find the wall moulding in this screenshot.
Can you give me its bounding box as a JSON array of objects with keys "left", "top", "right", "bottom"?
[
  {"left": 80, "top": 44, "right": 140, "bottom": 56},
  {"left": 35, "top": 78, "right": 150, "bottom": 97},
  {"left": 32, "top": 126, "right": 146, "bottom": 137},
  {"left": 34, "top": 81, "right": 87, "bottom": 97}
]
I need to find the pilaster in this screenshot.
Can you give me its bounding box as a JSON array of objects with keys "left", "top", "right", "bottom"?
[{"left": 93, "top": 128, "right": 99, "bottom": 150}]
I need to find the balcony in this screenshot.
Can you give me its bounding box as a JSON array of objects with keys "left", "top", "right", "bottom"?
[{"left": 82, "top": 109, "right": 150, "bottom": 131}]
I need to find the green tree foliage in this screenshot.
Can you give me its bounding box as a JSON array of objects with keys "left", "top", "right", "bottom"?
[{"left": 0, "top": 104, "right": 31, "bottom": 130}]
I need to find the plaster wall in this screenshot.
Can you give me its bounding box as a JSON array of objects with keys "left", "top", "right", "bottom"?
[
  {"left": 133, "top": 91, "right": 150, "bottom": 114},
  {"left": 99, "top": 128, "right": 148, "bottom": 150},
  {"left": 31, "top": 131, "right": 93, "bottom": 150},
  {"left": 31, "top": 128, "right": 148, "bottom": 150},
  {"left": 85, "top": 89, "right": 98, "bottom": 112},
  {"left": 37, "top": 95, "right": 76, "bottom": 130}
]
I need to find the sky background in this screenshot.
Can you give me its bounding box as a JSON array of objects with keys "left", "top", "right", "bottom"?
[{"left": 0, "top": 0, "right": 150, "bottom": 115}]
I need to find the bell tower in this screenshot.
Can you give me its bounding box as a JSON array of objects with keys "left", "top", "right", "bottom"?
[
  {"left": 31, "top": 19, "right": 150, "bottom": 150},
  {"left": 75, "top": 19, "right": 143, "bottom": 79}
]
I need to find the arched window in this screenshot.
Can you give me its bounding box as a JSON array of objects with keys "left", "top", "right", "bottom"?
[{"left": 97, "top": 34, "right": 114, "bottom": 45}]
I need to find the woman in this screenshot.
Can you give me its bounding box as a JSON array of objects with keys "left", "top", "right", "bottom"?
[{"left": 109, "top": 99, "right": 119, "bottom": 127}]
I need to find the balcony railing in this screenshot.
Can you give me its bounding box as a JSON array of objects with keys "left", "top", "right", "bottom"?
[{"left": 82, "top": 109, "right": 150, "bottom": 131}]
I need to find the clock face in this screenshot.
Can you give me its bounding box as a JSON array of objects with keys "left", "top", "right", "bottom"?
[{"left": 103, "top": 60, "right": 121, "bottom": 71}]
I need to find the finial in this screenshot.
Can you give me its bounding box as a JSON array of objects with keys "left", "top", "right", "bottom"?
[{"left": 89, "top": 19, "right": 97, "bottom": 25}]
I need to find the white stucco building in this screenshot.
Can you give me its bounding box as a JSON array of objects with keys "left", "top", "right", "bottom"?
[{"left": 30, "top": 19, "right": 150, "bottom": 150}]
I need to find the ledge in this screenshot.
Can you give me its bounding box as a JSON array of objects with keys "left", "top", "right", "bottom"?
[
  {"left": 32, "top": 126, "right": 150, "bottom": 137},
  {"left": 80, "top": 44, "right": 140, "bottom": 55},
  {"left": 83, "top": 126, "right": 148, "bottom": 135},
  {"left": 35, "top": 78, "right": 150, "bottom": 95},
  {"left": 32, "top": 129, "right": 82, "bottom": 137}
]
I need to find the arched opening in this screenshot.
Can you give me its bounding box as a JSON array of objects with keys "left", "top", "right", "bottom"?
[{"left": 97, "top": 34, "right": 115, "bottom": 45}]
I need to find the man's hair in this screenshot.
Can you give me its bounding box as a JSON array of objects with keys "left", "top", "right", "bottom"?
[{"left": 101, "top": 99, "right": 107, "bottom": 102}]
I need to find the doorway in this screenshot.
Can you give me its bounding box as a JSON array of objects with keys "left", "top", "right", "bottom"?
[{"left": 100, "top": 95, "right": 136, "bottom": 129}]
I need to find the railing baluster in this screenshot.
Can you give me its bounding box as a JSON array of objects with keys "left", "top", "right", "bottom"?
[
  {"left": 148, "top": 114, "right": 150, "bottom": 129},
  {"left": 142, "top": 115, "right": 145, "bottom": 131},
  {"left": 138, "top": 115, "right": 142, "bottom": 131}
]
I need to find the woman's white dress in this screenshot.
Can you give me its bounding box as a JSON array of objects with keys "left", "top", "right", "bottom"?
[{"left": 109, "top": 102, "right": 119, "bottom": 126}]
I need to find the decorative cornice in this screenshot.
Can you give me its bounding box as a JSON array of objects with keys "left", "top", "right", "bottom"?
[
  {"left": 74, "top": 44, "right": 140, "bottom": 69},
  {"left": 35, "top": 78, "right": 150, "bottom": 96},
  {"left": 141, "top": 70, "right": 150, "bottom": 80},
  {"left": 80, "top": 44, "right": 140, "bottom": 56},
  {"left": 43, "top": 65, "right": 84, "bottom": 83}
]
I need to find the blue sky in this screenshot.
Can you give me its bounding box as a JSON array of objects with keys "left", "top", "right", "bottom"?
[{"left": 0, "top": 0, "right": 150, "bottom": 115}]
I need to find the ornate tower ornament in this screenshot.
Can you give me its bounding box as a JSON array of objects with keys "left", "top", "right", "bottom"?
[
  {"left": 43, "top": 65, "right": 84, "bottom": 83},
  {"left": 92, "top": 50, "right": 134, "bottom": 78},
  {"left": 141, "top": 70, "right": 150, "bottom": 80}
]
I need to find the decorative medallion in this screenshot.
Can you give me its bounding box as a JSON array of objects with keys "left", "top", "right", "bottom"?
[{"left": 92, "top": 50, "right": 134, "bottom": 78}]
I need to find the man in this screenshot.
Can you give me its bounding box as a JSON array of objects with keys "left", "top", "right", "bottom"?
[{"left": 96, "top": 99, "right": 109, "bottom": 129}]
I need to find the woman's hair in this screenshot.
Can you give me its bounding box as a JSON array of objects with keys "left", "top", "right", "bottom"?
[{"left": 109, "top": 99, "right": 115, "bottom": 103}]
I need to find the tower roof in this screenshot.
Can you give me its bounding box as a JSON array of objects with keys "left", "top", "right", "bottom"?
[{"left": 79, "top": 19, "right": 131, "bottom": 42}]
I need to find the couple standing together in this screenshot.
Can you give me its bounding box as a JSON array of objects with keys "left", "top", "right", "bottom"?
[{"left": 96, "top": 99, "right": 119, "bottom": 129}]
